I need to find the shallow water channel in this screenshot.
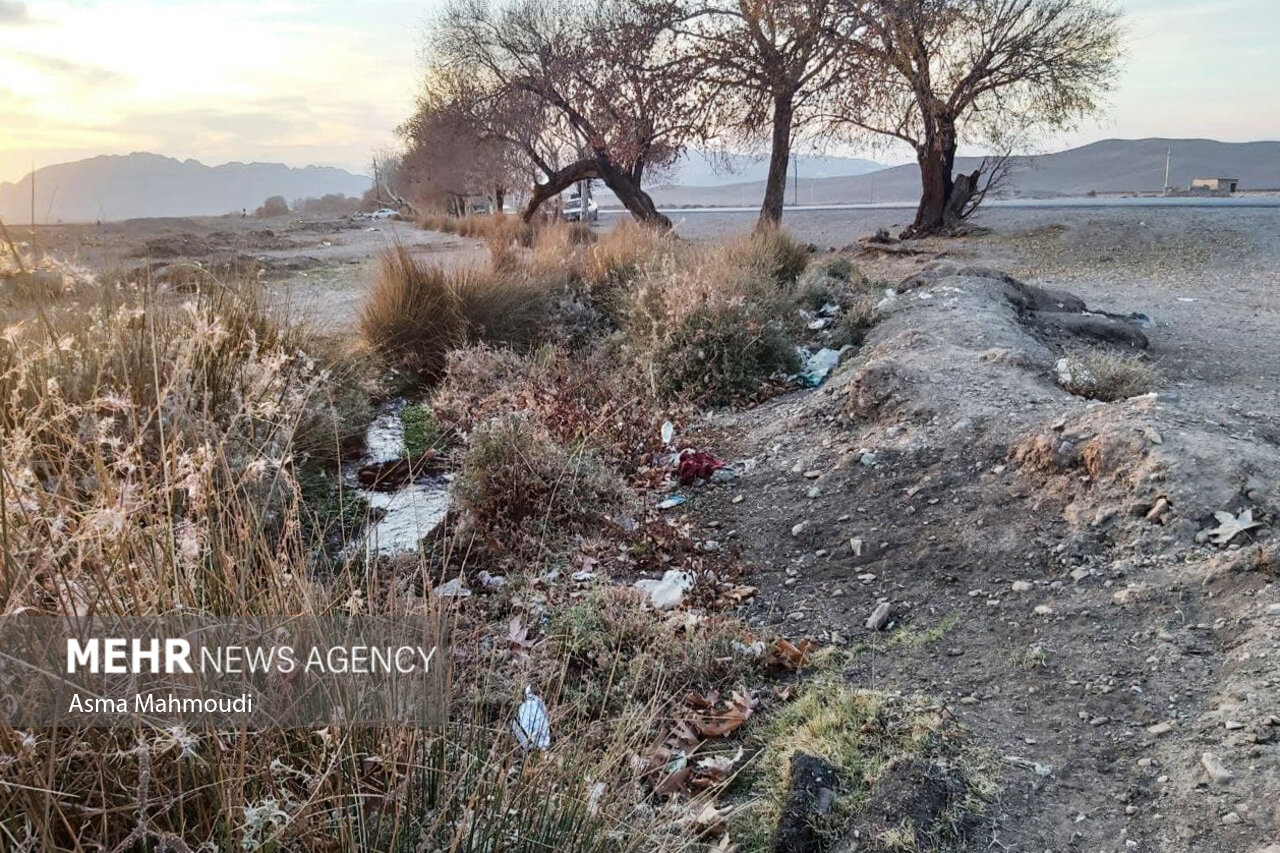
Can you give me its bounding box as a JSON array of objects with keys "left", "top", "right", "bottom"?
[{"left": 345, "top": 400, "right": 450, "bottom": 555}]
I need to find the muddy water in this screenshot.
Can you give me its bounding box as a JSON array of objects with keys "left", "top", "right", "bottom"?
[{"left": 347, "top": 401, "right": 450, "bottom": 555}]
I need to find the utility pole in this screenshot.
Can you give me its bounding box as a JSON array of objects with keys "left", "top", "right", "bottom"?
[
  {"left": 792, "top": 157, "right": 798, "bottom": 207},
  {"left": 1163, "top": 147, "right": 1172, "bottom": 194}
]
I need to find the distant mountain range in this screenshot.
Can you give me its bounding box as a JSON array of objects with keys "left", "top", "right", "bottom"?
[
  {"left": 659, "top": 150, "right": 886, "bottom": 187},
  {"left": 642, "top": 138, "right": 1280, "bottom": 208},
  {"left": 0, "top": 153, "right": 369, "bottom": 223}
]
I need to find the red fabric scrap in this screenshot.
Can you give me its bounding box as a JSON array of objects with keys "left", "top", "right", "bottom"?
[{"left": 678, "top": 451, "right": 724, "bottom": 485}]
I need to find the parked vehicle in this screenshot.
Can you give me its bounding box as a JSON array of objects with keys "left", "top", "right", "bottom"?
[
  {"left": 562, "top": 191, "right": 598, "bottom": 223},
  {"left": 370, "top": 208, "right": 401, "bottom": 220}
]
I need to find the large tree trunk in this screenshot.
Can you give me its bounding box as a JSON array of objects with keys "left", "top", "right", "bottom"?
[
  {"left": 521, "top": 158, "right": 599, "bottom": 222},
  {"left": 757, "top": 93, "right": 795, "bottom": 230},
  {"left": 902, "top": 121, "right": 958, "bottom": 238},
  {"left": 595, "top": 153, "right": 672, "bottom": 230}
]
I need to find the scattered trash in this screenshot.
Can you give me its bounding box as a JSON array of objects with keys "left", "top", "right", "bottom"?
[
  {"left": 795, "top": 346, "right": 850, "bottom": 388},
  {"left": 571, "top": 569, "right": 597, "bottom": 582},
  {"left": 433, "top": 577, "right": 471, "bottom": 599},
  {"left": 1004, "top": 755, "right": 1053, "bottom": 777},
  {"left": 634, "top": 569, "right": 694, "bottom": 610},
  {"left": 732, "top": 640, "right": 766, "bottom": 657},
  {"left": 513, "top": 685, "right": 551, "bottom": 750},
  {"left": 661, "top": 420, "right": 675, "bottom": 446},
  {"left": 807, "top": 317, "right": 830, "bottom": 331},
  {"left": 678, "top": 450, "right": 725, "bottom": 485},
  {"left": 1204, "top": 508, "right": 1262, "bottom": 545},
  {"left": 657, "top": 495, "right": 686, "bottom": 510},
  {"left": 849, "top": 537, "right": 866, "bottom": 557},
  {"left": 477, "top": 571, "right": 507, "bottom": 590},
  {"left": 818, "top": 302, "right": 841, "bottom": 318},
  {"left": 1177, "top": 297, "right": 1197, "bottom": 303}
]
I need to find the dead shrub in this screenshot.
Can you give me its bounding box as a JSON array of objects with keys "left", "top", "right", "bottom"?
[
  {"left": 727, "top": 227, "right": 811, "bottom": 285},
  {"left": 831, "top": 294, "right": 880, "bottom": 347},
  {"left": 626, "top": 251, "right": 801, "bottom": 406},
  {"left": 1058, "top": 350, "right": 1159, "bottom": 402},
  {"left": 451, "top": 412, "right": 627, "bottom": 555},
  {"left": 433, "top": 344, "right": 659, "bottom": 472}
]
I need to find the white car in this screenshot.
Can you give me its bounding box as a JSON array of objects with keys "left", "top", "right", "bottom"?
[
  {"left": 370, "top": 208, "right": 401, "bottom": 220},
  {"left": 562, "top": 195, "right": 598, "bottom": 223}
]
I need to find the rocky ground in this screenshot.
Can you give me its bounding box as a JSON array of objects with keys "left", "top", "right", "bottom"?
[{"left": 668, "top": 208, "right": 1280, "bottom": 852}]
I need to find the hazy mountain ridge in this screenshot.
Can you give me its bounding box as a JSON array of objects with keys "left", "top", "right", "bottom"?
[
  {"left": 658, "top": 150, "right": 886, "bottom": 187},
  {"left": 643, "top": 138, "right": 1280, "bottom": 207},
  {"left": 0, "top": 153, "right": 370, "bottom": 223}
]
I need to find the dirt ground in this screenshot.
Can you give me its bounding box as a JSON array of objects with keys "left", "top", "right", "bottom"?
[
  {"left": 18, "top": 206, "right": 1279, "bottom": 852},
  {"left": 674, "top": 207, "right": 1280, "bottom": 852},
  {"left": 15, "top": 213, "right": 486, "bottom": 332}
]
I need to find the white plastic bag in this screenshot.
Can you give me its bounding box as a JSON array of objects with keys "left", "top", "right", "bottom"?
[{"left": 512, "top": 685, "right": 551, "bottom": 750}]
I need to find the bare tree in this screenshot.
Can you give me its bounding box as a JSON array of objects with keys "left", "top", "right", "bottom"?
[
  {"left": 434, "top": 0, "right": 710, "bottom": 228},
  {"left": 837, "top": 0, "right": 1122, "bottom": 237},
  {"left": 399, "top": 70, "right": 528, "bottom": 214},
  {"left": 676, "top": 0, "right": 867, "bottom": 229}
]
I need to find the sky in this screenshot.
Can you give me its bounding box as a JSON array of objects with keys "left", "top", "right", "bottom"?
[{"left": 1, "top": 0, "right": 1278, "bottom": 184}]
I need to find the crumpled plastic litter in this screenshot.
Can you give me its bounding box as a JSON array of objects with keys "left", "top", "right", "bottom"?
[
  {"left": 512, "top": 684, "right": 551, "bottom": 750},
  {"left": 678, "top": 450, "right": 725, "bottom": 485},
  {"left": 634, "top": 569, "right": 694, "bottom": 610},
  {"left": 795, "top": 346, "right": 850, "bottom": 388}
]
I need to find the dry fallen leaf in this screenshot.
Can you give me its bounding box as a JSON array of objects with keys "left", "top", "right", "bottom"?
[
  {"left": 1207, "top": 509, "right": 1262, "bottom": 545},
  {"left": 769, "top": 637, "right": 819, "bottom": 669},
  {"left": 689, "top": 801, "right": 733, "bottom": 835}
]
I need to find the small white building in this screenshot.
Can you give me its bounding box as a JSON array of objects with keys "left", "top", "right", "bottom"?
[{"left": 1190, "top": 176, "right": 1239, "bottom": 192}]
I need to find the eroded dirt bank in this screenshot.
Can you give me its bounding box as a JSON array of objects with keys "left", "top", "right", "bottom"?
[{"left": 687, "top": 262, "right": 1278, "bottom": 852}]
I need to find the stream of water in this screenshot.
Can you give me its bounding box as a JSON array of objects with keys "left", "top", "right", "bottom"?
[{"left": 347, "top": 401, "right": 451, "bottom": 555}]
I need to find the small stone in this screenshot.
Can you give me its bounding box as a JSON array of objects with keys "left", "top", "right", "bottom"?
[
  {"left": 1225, "top": 720, "right": 1244, "bottom": 730},
  {"left": 803, "top": 470, "right": 822, "bottom": 479},
  {"left": 849, "top": 537, "right": 865, "bottom": 556},
  {"left": 1147, "top": 722, "right": 1174, "bottom": 737},
  {"left": 791, "top": 520, "right": 811, "bottom": 538},
  {"left": 1089, "top": 716, "right": 1110, "bottom": 726},
  {"left": 1011, "top": 580, "right": 1032, "bottom": 592},
  {"left": 1070, "top": 567, "right": 1090, "bottom": 582},
  {"left": 1267, "top": 603, "right": 1280, "bottom": 617},
  {"left": 806, "top": 486, "right": 822, "bottom": 498},
  {"left": 860, "top": 452, "right": 877, "bottom": 467},
  {"left": 1221, "top": 812, "right": 1241, "bottom": 826},
  {"left": 732, "top": 494, "right": 744, "bottom": 504},
  {"left": 1125, "top": 805, "right": 1138, "bottom": 816},
  {"left": 959, "top": 695, "right": 979, "bottom": 705},
  {"left": 865, "top": 602, "right": 892, "bottom": 631},
  {"left": 857, "top": 572, "right": 877, "bottom": 582},
  {"left": 815, "top": 548, "right": 829, "bottom": 557},
  {"left": 1034, "top": 604, "right": 1054, "bottom": 616},
  {"left": 1200, "top": 752, "right": 1234, "bottom": 784}
]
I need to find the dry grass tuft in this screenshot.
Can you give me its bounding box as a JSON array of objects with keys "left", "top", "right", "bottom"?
[
  {"left": 360, "top": 244, "right": 465, "bottom": 379},
  {"left": 727, "top": 226, "right": 812, "bottom": 285},
  {"left": 625, "top": 247, "right": 801, "bottom": 405},
  {"left": 1058, "top": 349, "right": 1160, "bottom": 401},
  {"left": 361, "top": 245, "right": 555, "bottom": 379}
]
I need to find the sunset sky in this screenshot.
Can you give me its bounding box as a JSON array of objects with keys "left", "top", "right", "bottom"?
[{"left": 1, "top": 0, "right": 1277, "bottom": 184}]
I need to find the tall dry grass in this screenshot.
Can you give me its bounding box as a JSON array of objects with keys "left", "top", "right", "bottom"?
[
  {"left": 360, "top": 244, "right": 554, "bottom": 380},
  {"left": 0, "top": 269, "right": 702, "bottom": 851}
]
